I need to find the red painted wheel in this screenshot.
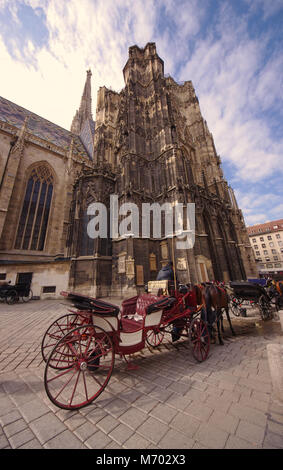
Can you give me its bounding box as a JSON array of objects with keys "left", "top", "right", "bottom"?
[
  {"left": 190, "top": 318, "right": 210, "bottom": 362},
  {"left": 146, "top": 328, "right": 165, "bottom": 347},
  {"left": 41, "top": 313, "right": 91, "bottom": 364},
  {"left": 44, "top": 325, "right": 114, "bottom": 410}
]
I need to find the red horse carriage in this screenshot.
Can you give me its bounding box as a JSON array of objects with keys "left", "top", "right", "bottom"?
[{"left": 41, "top": 281, "right": 210, "bottom": 410}]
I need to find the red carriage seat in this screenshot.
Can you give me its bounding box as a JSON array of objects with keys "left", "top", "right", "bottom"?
[
  {"left": 136, "top": 294, "right": 163, "bottom": 328},
  {"left": 121, "top": 294, "right": 175, "bottom": 332},
  {"left": 117, "top": 294, "right": 161, "bottom": 351}
]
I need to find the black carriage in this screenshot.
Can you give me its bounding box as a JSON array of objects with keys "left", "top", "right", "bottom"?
[
  {"left": 229, "top": 281, "right": 273, "bottom": 320},
  {"left": 0, "top": 282, "right": 33, "bottom": 304}
]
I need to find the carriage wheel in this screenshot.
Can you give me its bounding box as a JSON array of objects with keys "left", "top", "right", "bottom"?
[
  {"left": 146, "top": 327, "right": 165, "bottom": 347},
  {"left": 229, "top": 297, "right": 241, "bottom": 317},
  {"left": 41, "top": 313, "right": 91, "bottom": 364},
  {"left": 21, "top": 288, "right": 33, "bottom": 302},
  {"left": 6, "top": 290, "right": 19, "bottom": 305},
  {"left": 190, "top": 318, "right": 210, "bottom": 362},
  {"left": 258, "top": 296, "right": 272, "bottom": 321},
  {"left": 44, "top": 325, "right": 114, "bottom": 410}
]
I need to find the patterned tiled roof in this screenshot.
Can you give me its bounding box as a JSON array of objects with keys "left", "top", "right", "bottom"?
[
  {"left": 80, "top": 118, "right": 95, "bottom": 158},
  {"left": 0, "top": 95, "right": 92, "bottom": 158},
  {"left": 247, "top": 219, "right": 283, "bottom": 235}
]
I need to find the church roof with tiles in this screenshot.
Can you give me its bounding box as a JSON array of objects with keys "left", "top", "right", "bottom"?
[{"left": 0, "top": 95, "right": 93, "bottom": 159}]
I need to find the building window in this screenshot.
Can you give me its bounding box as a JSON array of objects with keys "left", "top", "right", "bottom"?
[
  {"left": 260, "top": 237, "right": 264, "bottom": 241},
  {"left": 276, "top": 234, "right": 281, "bottom": 239},
  {"left": 274, "top": 256, "right": 279, "bottom": 261},
  {"left": 267, "top": 235, "right": 272, "bottom": 240},
  {"left": 269, "top": 242, "right": 274, "bottom": 247},
  {"left": 15, "top": 165, "right": 54, "bottom": 251},
  {"left": 42, "top": 286, "right": 56, "bottom": 293},
  {"left": 275, "top": 263, "right": 282, "bottom": 268},
  {"left": 265, "top": 257, "right": 270, "bottom": 261},
  {"left": 278, "top": 241, "right": 283, "bottom": 247},
  {"left": 262, "top": 244, "right": 266, "bottom": 248},
  {"left": 263, "top": 250, "right": 268, "bottom": 255},
  {"left": 252, "top": 238, "right": 256, "bottom": 243},
  {"left": 267, "top": 263, "right": 273, "bottom": 268},
  {"left": 271, "top": 249, "right": 277, "bottom": 254},
  {"left": 0, "top": 273, "right": 6, "bottom": 280},
  {"left": 255, "top": 251, "right": 260, "bottom": 256},
  {"left": 254, "top": 245, "right": 258, "bottom": 249}
]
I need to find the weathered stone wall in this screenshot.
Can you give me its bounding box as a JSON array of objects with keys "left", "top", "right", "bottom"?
[{"left": 0, "top": 260, "right": 70, "bottom": 299}]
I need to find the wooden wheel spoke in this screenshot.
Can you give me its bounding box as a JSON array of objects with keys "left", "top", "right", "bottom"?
[
  {"left": 69, "top": 370, "right": 81, "bottom": 406},
  {"left": 47, "top": 364, "right": 77, "bottom": 385}
]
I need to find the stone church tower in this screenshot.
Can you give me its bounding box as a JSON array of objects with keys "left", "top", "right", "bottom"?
[
  {"left": 0, "top": 43, "right": 257, "bottom": 298},
  {"left": 66, "top": 43, "right": 257, "bottom": 297}
]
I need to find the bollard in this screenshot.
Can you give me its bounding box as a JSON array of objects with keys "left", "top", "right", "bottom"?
[{"left": 267, "top": 344, "right": 283, "bottom": 404}]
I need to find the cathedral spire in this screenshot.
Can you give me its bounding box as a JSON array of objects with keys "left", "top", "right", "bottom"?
[{"left": 71, "top": 69, "right": 93, "bottom": 134}]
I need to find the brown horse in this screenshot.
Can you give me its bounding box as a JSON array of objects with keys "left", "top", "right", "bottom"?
[
  {"left": 203, "top": 283, "right": 236, "bottom": 345},
  {"left": 190, "top": 283, "right": 212, "bottom": 332}
]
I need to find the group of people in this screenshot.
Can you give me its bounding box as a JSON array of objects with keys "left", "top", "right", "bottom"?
[{"left": 266, "top": 279, "right": 283, "bottom": 309}]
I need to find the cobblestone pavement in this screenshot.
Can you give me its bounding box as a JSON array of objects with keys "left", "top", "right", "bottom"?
[{"left": 0, "top": 298, "right": 283, "bottom": 450}]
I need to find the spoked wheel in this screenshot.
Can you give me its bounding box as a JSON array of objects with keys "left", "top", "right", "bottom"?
[
  {"left": 44, "top": 325, "right": 115, "bottom": 410},
  {"left": 6, "top": 290, "right": 19, "bottom": 305},
  {"left": 229, "top": 297, "right": 241, "bottom": 317},
  {"left": 258, "top": 296, "right": 273, "bottom": 321},
  {"left": 190, "top": 318, "right": 210, "bottom": 362},
  {"left": 146, "top": 327, "right": 165, "bottom": 347},
  {"left": 21, "top": 288, "right": 33, "bottom": 302},
  {"left": 41, "top": 313, "right": 91, "bottom": 364}
]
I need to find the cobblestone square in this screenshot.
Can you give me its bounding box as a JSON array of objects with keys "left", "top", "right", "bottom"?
[{"left": 0, "top": 299, "right": 283, "bottom": 449}]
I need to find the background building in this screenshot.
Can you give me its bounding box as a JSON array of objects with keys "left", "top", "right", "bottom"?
[
  {"left": 0, "top": 43, "right": 257, "bottom": 298},
  {"left": 247, "top": 219, "right": 283, "bottom": 280}
]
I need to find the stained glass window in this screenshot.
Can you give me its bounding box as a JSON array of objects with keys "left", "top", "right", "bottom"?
[{"left": 15, "top": 165, "right": 54, "bottom": 251}]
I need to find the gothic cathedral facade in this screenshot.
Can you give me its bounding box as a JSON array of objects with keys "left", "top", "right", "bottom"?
[{"left": 0, "top": 43, "right": 257, "bottom": 298}]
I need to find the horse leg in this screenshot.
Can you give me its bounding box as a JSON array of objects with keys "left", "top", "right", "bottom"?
[
  {"left": 204, "top": 290, "right": 215, "bottom": 341},
  {"left": 225, "top": 307, "right": 236, "bottom": 336},
  {"left": 220, "top": 309, "right": 224, "bottom": 333},
  {"left": 208, "top": 307, "right": 217, "bottom": 342},
  {"left": 216, "top": 309, "right": 224, "bottom": 345}
]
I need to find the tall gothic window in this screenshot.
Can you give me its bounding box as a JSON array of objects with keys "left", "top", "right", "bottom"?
[{"left": 15, "top": 165, "right": 54, "bottom": 251}]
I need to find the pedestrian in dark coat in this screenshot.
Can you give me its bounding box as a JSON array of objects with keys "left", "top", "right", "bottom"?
[{"left": 156, "top": 261, "right": 175, "bottom": 281}]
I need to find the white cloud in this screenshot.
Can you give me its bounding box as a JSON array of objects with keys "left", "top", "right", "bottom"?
[
  {"left": 178, "top": 5, "right": 283, "bottom": 183},
  {"left": 0, "top": 0, "right": 215, "bottom": 129},
  {"left": 235, "top": 189, "right": 283, "bottom": 226},
  {"left": 0, "top": 0, "right": 160, "bottom": 128},
  {"left": 244, "top": 0, "right": 283, "bottom": 20}
]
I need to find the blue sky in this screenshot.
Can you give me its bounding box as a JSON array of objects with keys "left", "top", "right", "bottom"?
[{"left": 0, "top": 0, "right": 282, "bottom": 226}]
